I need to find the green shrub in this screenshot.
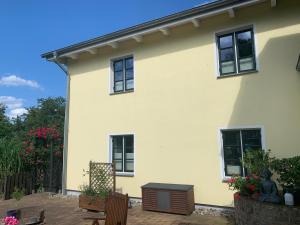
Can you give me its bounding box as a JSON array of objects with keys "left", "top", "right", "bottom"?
[
  {"left": 79, "top": 185, "right": 108, "bottom": 198},
  {"left": 11, "top": 187, "right": 24, "bottom": 201},
  {"left": 271, "top": 156, "right": 300, "bottom": 190},
  {"left": 242, "top": 149, "right": 274, "bottom": 175},
  {"left": 0, "top": 138, "right": 23, "bottom": 176}
]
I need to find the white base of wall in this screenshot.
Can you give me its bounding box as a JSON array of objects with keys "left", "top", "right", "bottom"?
[{"left": 66, "top": 189, "right": 81, "bottom": 197}]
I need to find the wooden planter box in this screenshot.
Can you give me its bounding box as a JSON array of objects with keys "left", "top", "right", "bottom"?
[
  {"left": 142, "top": 183, "right": 195, "bottom": 215},
  {"left": 79, "top": 195, "right": 106, "bottom": 212}
]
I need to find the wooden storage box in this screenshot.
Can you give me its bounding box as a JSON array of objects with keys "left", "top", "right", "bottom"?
[{"left": 142, "top": 183, "right": 195, "bottom": 215}]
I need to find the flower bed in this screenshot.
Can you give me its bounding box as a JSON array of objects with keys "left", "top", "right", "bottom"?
[{"left": 234, "top": 196, "right": 300, "bottom": 225}]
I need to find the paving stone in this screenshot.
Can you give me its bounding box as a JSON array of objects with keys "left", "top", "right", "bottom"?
[{"left": 0, "top": 193, "right": 234, "bottom": 225}]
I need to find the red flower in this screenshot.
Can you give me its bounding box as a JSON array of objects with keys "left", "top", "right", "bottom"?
[
  {"left": 234, "top": 192, "right": 241, "bottom": 200},
  {"left": 228, "top": 178, "right": 236, "bottom": 183},
  {"left": 247, "top": 184, "right": 256, "bottom": 192},
  {"left": 246, "top": 176, "right": 250, "bottom": 181}
]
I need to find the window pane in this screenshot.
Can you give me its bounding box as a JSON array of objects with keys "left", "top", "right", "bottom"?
[
  {"left": 239, "top": 57, "right": 254, "bottom": 71},
  {"left": 219, "top": 35, "right": 233, "bottom": 48},
  {"left": 114, "top": 60, "right": 123, "bottom": 71},
  {"left": 114, "top": 81, "right": 123, "bottom": 92},
  {"left": 221, "top": 61, "right": 235, "bottom": 74},
  {"left": 237, "top": 30, "right": 253, "bottom": 58},
  {"left": 112, "top": 136, "right": 123, "bottom": 172},
  {"left": 115, "top": 161, "right": 123, "bottom": 171},
  {"left": 125, "top": 160, "right": 134, "bottom": 172},
  {"left": 125, "top": 58, "right": 133, "bottom": 69},
  {"left": 124, "top": 136, "right": 133, "bottom": 153},
  {"left": 124, "top": 135, "right": 134, "bottom": 172},
  {"left": 241, "top": 130, "right": 262, "bottom": 152},
  {"left": 112, "top": 136, "right": 123, "bottom": 154},
  {"left": 222, "top": 131, "right": 243, "bottom": 176},
  {"left": 220, "top": 48, "right": 234, "bottom": 61},
  {"left": 126, "top": 79, "right": 134, "bottom": 90},
  {"left": 114, "top": 71, "right": 123, "bottom": 81},
  {"left": 125, "top": 69, "right": 133, "bottom": 79}
]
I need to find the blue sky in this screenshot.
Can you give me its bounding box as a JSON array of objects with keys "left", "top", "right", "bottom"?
[{"left": 0, "top": 0, "right": 213, "bottom": 118}]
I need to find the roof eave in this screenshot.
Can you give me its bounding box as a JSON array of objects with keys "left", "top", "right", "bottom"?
[{"left": 41, "top": 0, "right": 267, "bottom": 61}]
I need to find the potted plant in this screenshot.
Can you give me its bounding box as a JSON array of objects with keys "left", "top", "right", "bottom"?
[
  {"left": 79, "top": 185, "right": 109, "bottom": 211},
  {"left": 228, "top": 175, "right": 261, "bottom": 201},
  {"left": 6, "top": 188, "right": 24, "bottom": 219},
  {"left": 271, "top": 156, "right": 300, "bottom": 205}
]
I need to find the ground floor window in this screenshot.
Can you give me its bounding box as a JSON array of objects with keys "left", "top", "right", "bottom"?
[
  {"left": 111, "top": 135, "right": 134, "bottom": 173},
  {"left": 221, "top": 128, "right": 262, "bottom": 177}
]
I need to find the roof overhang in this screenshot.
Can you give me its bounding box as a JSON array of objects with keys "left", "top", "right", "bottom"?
[{"left": 41, "top": 0, "right": 271, "bottom": 62}]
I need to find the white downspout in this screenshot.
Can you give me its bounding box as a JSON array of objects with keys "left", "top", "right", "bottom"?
[{"left": 53, "top": 52, "right": 70, "bottom": 195}]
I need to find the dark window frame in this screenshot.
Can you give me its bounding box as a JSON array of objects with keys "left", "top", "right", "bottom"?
[
  {"left": 235, "top": 28, "right": 256, "bottom": 73},
  {"left": 221, "top": 128, "right": 262, "bottom": 177},
  {"left": 217, "top": 27, "right": 256, "bottom": 76},
  {"left": 217, "top": 33, "right": 236, "bottom": 76},
  {"left": 111, "top": 135, "right": 134, "bottom": 173},
  {"left": 112, "top": 56, "right": 134, "bottom": 93}
]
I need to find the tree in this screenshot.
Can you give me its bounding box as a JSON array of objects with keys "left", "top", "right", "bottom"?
[
  {"left": 0, "top": 103, "right": 12, "bottom": 139},
  {"left": 23, "top": 97, "right": 65, "bottom": 135}
]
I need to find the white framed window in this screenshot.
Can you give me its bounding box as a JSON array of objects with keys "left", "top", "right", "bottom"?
[
  {"left": 216, "top": 26, "right": 257, "bottom": 76},
  {"left": 219, "top": 127, "right": 263, "bottom": 178},
  {"left": 111, "top": 56, "right": 134, "bottom": 93},
  {"left": 110, "top": 135, "right": 134, "bottom": 175}
]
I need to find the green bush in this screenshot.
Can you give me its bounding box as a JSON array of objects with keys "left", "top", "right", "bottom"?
[
  {"left": 242, "top": 149, "right": 274, "bottom": 175},
  {"left": 11, "top": 187, "right": 24, "bottom": 201},
  {"left": 271, "top": 156, "right": 300, "bottom": 190},
  {"left": 0, "top": 138, "right": 23, "bottom": 176},
  {"left": 79, "top": 185, "right": 108, "bottom": 198}
]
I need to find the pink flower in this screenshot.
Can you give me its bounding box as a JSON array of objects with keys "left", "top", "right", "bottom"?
[{"left": 2, "top": 216, "right": 19, "bottom": 225}]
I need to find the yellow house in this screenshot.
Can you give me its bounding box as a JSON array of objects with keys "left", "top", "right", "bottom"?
[{"left": 42, "top": 0, "right": 300, "bottom": 207}]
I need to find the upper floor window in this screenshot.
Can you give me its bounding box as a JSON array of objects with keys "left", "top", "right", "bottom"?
[
  {"left": 112, "top": 56, "right": 134, "bottom": 93},
  {"left": 217, "top": 27, "right": 256, "bottom": 76},
  {"left": 221, "top": 128, "right": 262, "bottom": 177}
]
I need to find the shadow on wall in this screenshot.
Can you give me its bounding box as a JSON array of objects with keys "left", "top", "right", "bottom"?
[{"left": 227, "top": 33, "right": 300, "bottom": 157}]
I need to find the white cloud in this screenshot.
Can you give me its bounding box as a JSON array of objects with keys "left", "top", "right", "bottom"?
[
  {"left": 9, "top": 108, "right": 28, "bottom": 118},
  {"left": 0, "top": 75, "right": 41, "bottom": 89},
  {"left": 0, "top": 96, "right": 28, "bottom": 118}
]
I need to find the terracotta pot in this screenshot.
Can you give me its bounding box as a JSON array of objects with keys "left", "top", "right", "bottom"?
[{"left": 79, "top": 195, "right": 106, "bottom": 212}]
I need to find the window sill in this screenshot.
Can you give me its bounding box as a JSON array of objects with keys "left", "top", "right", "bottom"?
[
  {"left": 110, "top": 90, "right": 134, "bottom": 96},
  {"left": 222, "top": 177, "right": 231, "bottom": 183},
  {"left": 217, "top": 70, "right": 258, "bottom": 79},
  {"left": 116, "top": 172, "right": 134, "bottom": 177}
]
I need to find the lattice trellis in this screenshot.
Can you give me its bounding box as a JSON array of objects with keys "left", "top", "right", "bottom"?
[{"left": 89, "top": 161, "right": 116, "bottom": 193}]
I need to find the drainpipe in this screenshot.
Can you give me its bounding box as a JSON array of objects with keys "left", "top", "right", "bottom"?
[{"left": 53, "top": 52, "right": 70, "bottom": 195}]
